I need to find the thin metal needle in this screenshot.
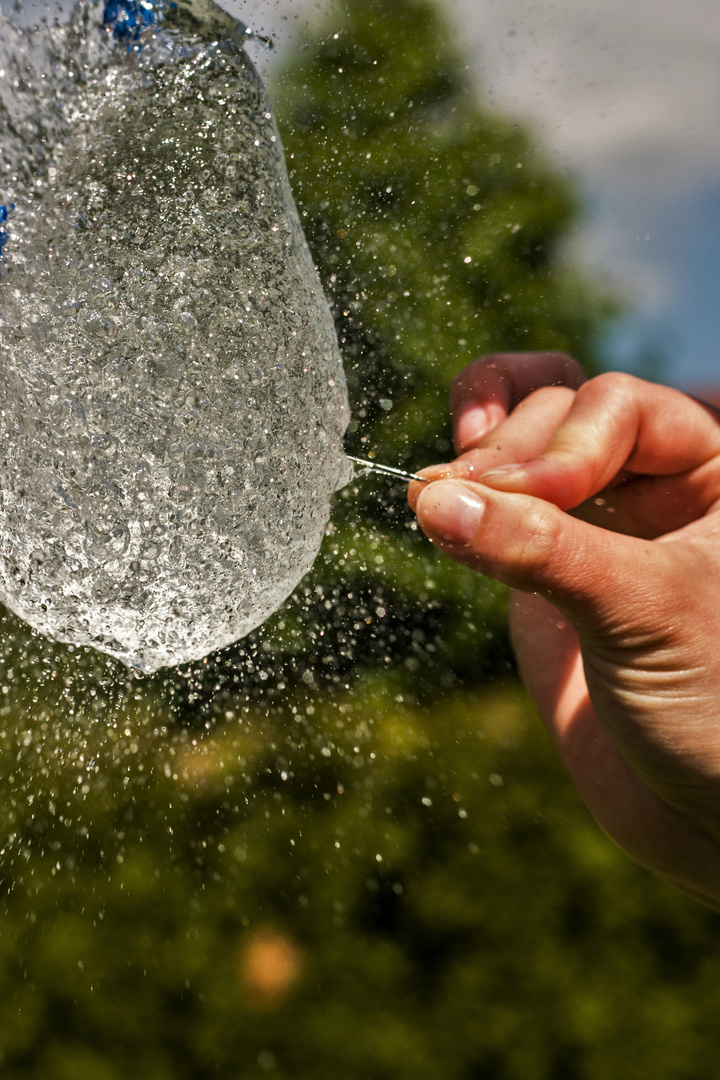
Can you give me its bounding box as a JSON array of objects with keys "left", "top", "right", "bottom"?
[{"left": 347, "top": 455, "right": 431, "bottom": 484}]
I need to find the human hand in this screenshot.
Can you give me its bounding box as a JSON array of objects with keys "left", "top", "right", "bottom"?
[{"left": 408, "top": 352, "right": 720, "bottom": 908}]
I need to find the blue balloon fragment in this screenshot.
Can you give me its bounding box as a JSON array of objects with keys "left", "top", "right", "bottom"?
[
  {"left": 0, "top": 203, "right": 13, "bottom": 256},
  {"left": 103, "top": 0, "right": 265, "bottom": 51},
  {"left": 103, "top": 0, "right": 167, "bottom": 41}
]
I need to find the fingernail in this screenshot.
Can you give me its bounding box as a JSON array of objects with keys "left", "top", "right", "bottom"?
[
  {"left": 456, "top": 406, "right": 490, "bottom": 448},
  {"left": 418, "top": 481, "right": 486, "bottom": 545},
  {"left": 415, "top": 463, "right": 455, "bottom": 483}
]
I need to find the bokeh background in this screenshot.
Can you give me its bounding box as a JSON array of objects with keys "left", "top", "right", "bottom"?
[
  {"left": 239, "top": 0, "right": 720, "bottom": 390},
  {"left": 1, "top": 1, "right": 720, "bottom": 1077}
]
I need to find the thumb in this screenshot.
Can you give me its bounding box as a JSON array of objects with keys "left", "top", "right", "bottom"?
[{"left": 415, "top": 479, "right": 680, "bottom": 635}]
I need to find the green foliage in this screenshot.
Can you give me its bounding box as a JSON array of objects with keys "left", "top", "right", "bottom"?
[
  {"left": 277, "top": 0, "right": 605, "bottom": 424},
  {"left": 1, "top": 674, "right": 720, "bottom": 1078},
  {"left": 248, "top": 0, "right": 614, "bottom": 691}
]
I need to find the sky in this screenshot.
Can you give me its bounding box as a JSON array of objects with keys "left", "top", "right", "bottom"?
[
  {"left": 229, "top": 0, "right": 720, "bottom": 391},
  {"left": 7, "top": 0, "right": 719, "bottom": 389}
]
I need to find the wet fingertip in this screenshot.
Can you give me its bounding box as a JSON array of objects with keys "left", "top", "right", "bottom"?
[
  {"left": 407, "top": 478, "right": 425, "bottom": 510},
  {"left": 416, "top": 480, "right": 487, "bottom": 546},
  {"left": 408, "top": 467, "right": 450, "bottom": 509},
  {"left": 415, "top": 463, "right": 461, "bottom": 484}
]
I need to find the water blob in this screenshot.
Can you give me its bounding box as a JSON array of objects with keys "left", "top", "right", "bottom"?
[{"left": 0, "top": 0, "right": 353, "bottom": 673}]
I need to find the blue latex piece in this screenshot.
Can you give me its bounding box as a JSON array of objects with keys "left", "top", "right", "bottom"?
[
  {"left": 0, "top": 203, "right": 13, "bottom": 256},
  {"left": 103, "top": 0, "right": 164, "bottom": 41}
]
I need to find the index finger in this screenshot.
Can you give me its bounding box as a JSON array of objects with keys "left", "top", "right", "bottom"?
[
  {"left": 451, "top": 351, "right": 586, "bottom": 453},
  {"left": 478, "top": 373, "right": 720, "bottom": 513}
]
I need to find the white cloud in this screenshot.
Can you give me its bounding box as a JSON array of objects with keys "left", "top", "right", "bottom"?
[{"left": 445, "top": 0, "right": 720, "bottom": 196}]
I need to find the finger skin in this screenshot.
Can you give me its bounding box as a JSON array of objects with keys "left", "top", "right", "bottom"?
[
  {"left": 510, "top": 593, "right": 720, "bottom": 906},
  {"left": 479, "top": 373, "right": 720, "bottom": 511},
  {"left": 416, "top": 481, "right": 720, "bottom": 796},
  {"left": 413, "top": 478, "right": 675, "bottom": 630},
  {"left": 451, "top": 351, "right": 586, "bottom": 452},
  {"left": 408, "top": 386, "right": 576, "bottom": 507},
  {"left": 416, "top": 476, "right": 720, "bottom": 903},
  {"left": 411, "top": 358, "right": 720, "bottom": 909}
]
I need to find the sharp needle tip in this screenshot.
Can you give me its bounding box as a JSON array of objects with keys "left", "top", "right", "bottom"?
[{"left": 347, "top": 456, "right": 430, "bottom": 484}]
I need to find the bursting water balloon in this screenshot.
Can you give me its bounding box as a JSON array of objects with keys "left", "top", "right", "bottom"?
[{"left": 0, "top": 0, "right": 352, "bottom": 672}]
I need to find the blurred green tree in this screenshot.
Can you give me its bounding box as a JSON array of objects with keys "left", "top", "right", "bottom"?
[
  {"left": 1, "top": 673, "right": 720, "bottom": 1080},
  {"left": 242, "top": 0, "right": 614, "bottom": 697}
]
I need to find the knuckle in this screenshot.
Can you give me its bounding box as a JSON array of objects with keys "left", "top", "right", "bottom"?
[
  {"left": 503, "top": 502, "right": 563, "bottom": 587},
  {"left": 574, "top": 372, "right": 642, "bottom": 436},
  {"left": 584, "top": 370, "right": 638, "bottom": 400},
  {"left": 518, "top": 384, "right": 576, "bottom": 412}
]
